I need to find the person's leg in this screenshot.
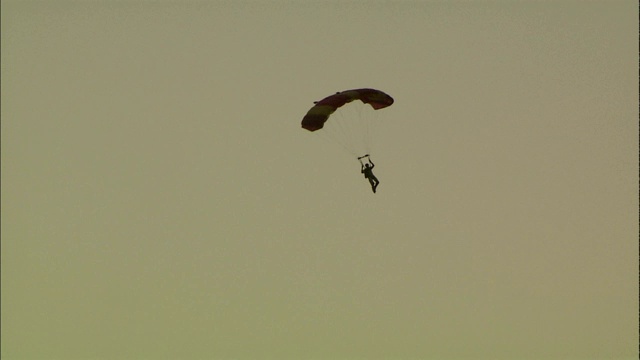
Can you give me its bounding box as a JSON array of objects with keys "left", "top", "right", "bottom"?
[{"left": 371, "top": 176, "right": 379, "bottom": 191}]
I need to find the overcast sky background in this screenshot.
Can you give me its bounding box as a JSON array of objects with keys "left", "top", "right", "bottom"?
[{"left": 2, "top": 1, "right": 638, "bottom": 359}]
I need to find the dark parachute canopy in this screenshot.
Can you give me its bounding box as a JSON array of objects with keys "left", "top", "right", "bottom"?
[{"left": 301, "top": 88, "right": 394, "bottom": 132}]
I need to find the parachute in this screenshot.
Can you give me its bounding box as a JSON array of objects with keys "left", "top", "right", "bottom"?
[{"left": 301, "top": 88, "right": 394, "bottom": 157}]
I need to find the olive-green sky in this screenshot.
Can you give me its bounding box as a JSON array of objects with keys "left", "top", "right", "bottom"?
[{"left": 1, "top": 1, "right": 638, "bottom": 359}]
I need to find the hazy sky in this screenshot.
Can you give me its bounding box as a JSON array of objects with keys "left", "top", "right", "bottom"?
[{"left": 2, "top": 1, "right": 638, "bottom": 359}]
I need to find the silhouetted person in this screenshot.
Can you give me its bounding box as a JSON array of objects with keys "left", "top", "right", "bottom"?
[{"left": 359, "top": 156, "right": 379, "bottom": 193}]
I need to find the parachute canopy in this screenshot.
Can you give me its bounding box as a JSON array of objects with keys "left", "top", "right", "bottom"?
[{"left": 301, "top": 88, "right": 394, "bottom": 132}]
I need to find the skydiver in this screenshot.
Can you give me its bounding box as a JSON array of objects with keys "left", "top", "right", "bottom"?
[{"left": 358, "top": 155, "right": 379, "bottom": 193}]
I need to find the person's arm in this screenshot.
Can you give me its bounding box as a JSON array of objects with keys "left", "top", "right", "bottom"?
[{"left": 369, "top": 160, "right": 374, "bottom": 168}]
